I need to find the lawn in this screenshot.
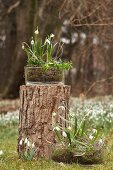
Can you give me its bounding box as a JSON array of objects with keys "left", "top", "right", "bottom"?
[{"left": 0, "top": 97, "right": 113, "bottom": 170}]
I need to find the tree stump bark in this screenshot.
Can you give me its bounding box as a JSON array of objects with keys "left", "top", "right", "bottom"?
[{"left": 17, "top": 84, "right": 71, "bottom": 159}]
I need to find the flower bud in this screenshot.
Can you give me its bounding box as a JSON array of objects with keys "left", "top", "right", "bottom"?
[
  {"left": 32, "top": 143, "right": 35, "bottom": 148},
  {"left": 35, "top": 28, "right": 39, "bottom": 35},
  {"left": 62, "top": 131, "right": 67, "bottom": 137},
  {"left": 50, "top": 34, "right": 54, "bottom": 38},
  {"left": 24, "top": 138, "right": 28, "bottom": 144},
  {"left": 31, "top": 40, "right": 34, "bottom": 45},
  {"left": 89, "top": 135, "right": 93, "bottom": 140},
  {"left": 22, "top": 45, "right": 25, "bottom": 49},
  {"left": 27, "top": 141, "right": 31, "bottom": 147},
  {"left": 19, "top": 139, "right": 23, "bottom": 145}
]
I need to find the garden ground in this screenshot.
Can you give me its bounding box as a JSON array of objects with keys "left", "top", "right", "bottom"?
[{"left": 0, "top": 97, "right": 113, "bottom": 170}]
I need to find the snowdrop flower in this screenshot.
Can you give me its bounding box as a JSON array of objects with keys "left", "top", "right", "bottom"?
[
  {"left": 92, "top": 35, "right": 99, "bottom": 45},
  {"left": 109, "top": 113, "right": 113, "bottom": 118},
  {"left": 24, "top": 138, "right": 28, "bottom": 144},
  {"left": 89, "top": 135, "right": 93, "bottom": 140},
  {"left": 45, "top": 39, "right": 50, "bottom": 45},
  {"left": 53, "top": 126, "right": 60, "bottom": 131},
  {"left": 61, "top": 26, "right": 67, "bottom": 33},
  {"left": 32, "top": 143, "right": 35, "bottom": 148},
  {"left": 62, "top": 131, "right": 67, "bottom": 137},
  {"left": 22, "top": 44, "right": 25, "bottom": 49},
  {"left": 80, "top": 32, "right": 87, "bottom": 45},
  {"left": 58, "top": 106, "right": 65, "bottom": 111},
  {"left": 94, "top": 139, "right": 104, "bottom": 149},
  {"left": 92, "top": 129, "right": 97, "bottom": 133},
  {"left": 31, "top": 40, "right": 34, "bottom": 45},
  {"left": 71, "top": 32, "right": 78, "bottom": 44},
  {"left": 80, "top": 32, "right": 86, "bottom": 40},
  {"left": 0, "top": 150, "right": 3, "bottom": 156},
  {"left": 67, "top": 126, "right": 72, "bottom": 130},
  {"left": 52, "top": 112, "right": 57, "bottom": 116},
  {"left": 63, "top": 20, "right": 70, "bottom": 25},
  {"left": 27, "top": 141, "right": 31, "bottom": 147},
  {"left": 98, "top": 139, "right": 104, "bottom": 145},
  {"left": 60, "top": 37, "right": 70, "bottom": 44},
  {"left": 50, "top": 34, "right": 54, "bottom": 38},
  {"left": 34, "top": 27, "right": 39, "bottom": 35},
  {"left": 19, "top": 139, "right": 23, "bottom": 145},
  {"left": 71, "top": 37, "right": 77, "bottom": 44}
]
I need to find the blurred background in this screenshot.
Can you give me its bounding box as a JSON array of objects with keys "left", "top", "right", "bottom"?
[
  {"left": 1, "top": 2, "right": 113, "bottom": 168},
  {"left": 0, "top": 0, "right": 113, "bottom": 99}
]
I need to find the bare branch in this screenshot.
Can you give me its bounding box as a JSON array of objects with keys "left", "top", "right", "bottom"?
[{"left": 7, "top": 1, "right": 20, "bottom": 14}]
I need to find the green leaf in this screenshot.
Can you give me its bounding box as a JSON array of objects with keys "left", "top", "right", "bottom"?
[{"left": 65, "top": 130, "right": 71, "bottom": 144}]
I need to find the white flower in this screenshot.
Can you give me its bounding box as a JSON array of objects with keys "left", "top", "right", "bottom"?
[
  {"left": 61, "top": 26, "right": 67, "bottom": 33},
  {"left": 99, "top": 139, "right": 103, "bottom": 145},
  {"left": 92, "top": 35, "right": 99, "bottom": 45},
  {"left": 22, "top": 45, "right": 25, "bottom": 49},
  {"left": 71, "top": 37, "right": 77, "bottom": 44},
  {"left": 32, "top": 143, "right": 35, "bottom": 148},
  {"left": 52, "top": 112, "right": 57, "bottom": 116},
  {"left": 62, "top": 131, "right": 67, "bottom": 137},
  {"left": 63, "top": 20, "right": 70, "bottom": 25},
  {"left": 0, "top": 150, "right": 3, "bottom": 156},
  {"left": 89, "top": 135, "right": 93, "bottom": 140},
  {"left": 45, "top": 39, "right": 50, "bottom": 45},
  {"left": 24, "top": 138, "right": 28, "bottom": 144},
  {"left": 27, "top": 141, "right": 31, "bottom": 147},
  {"left": 80, "top": 32, "right": 86, "bottom": 40},
  {"left": 67, "top": 126, "right": 72, "bottom": 130},
  {"left": 92, "top": 129, "right": 97, "bottom": 133},
  {"left": 71, "top": 32, "right": 78, "bottom": 44},
  {"left": 53, "top": 126, "right": 60, "bottom": 131},
  {"left": 31, "top": 40, "right": 34, "bottom": 45},
  {"left": 34, "top": 27, "right": 39, "bottom": 35},
  {"left": 58, "top": 106, "right": 65, "bottom": 111},
  {"left": 50, "top": 34, "right": 54, "bottom": 38},
  {"left": 60, "top": 37, "right": 70, "bottom": 44},
  {"left": 19, "top": 139, "right": 23, "bottom": 145}
]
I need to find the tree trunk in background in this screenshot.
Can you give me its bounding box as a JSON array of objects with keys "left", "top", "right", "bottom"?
[
  {"left": 0, "top": 0, "right": 62, "bottom": 98},
  {"left": 0, "top": 0, "right": 113, "bottom": 98},
  {"left": 0, "top": 0, "right": 36, "bottom": 98}
]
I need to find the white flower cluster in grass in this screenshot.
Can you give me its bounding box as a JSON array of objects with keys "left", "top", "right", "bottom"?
[
  {"left": 70, "top": 96, "right": 113, "bottom": 133},
  {"left": 19, "top": 138, "right": 35, "bottom": 148},
  {"left": 0, "top": 110, "right": 19, "bottom": 125}
]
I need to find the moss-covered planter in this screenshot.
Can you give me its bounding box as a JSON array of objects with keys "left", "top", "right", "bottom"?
[
  {"left": 25, "top": 67, "right": 64, "bottom": 84},
  {"left": 52, "top": 147, "right": 103, "bottom": 165}
]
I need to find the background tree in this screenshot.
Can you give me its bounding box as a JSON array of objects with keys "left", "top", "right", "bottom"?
[{"left": 0, "top": 0, "right": 113, "bottom": 98}]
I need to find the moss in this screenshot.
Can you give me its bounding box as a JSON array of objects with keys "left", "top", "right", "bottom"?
[
  {"left": 52, "top": 148, "right": 73, "bottom": 164},
  {"left": 52, "top": 147, "right": 103, "bottom": 165},
  {"left": 25, "top": 67, "right": 63, "bottom": 83},
  {"left": 77, "top": 150, "right": 103, "bottom": 165}
]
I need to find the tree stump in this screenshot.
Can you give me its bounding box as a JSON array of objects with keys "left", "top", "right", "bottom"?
[{"left": 17, "top": 84, "right": 71, "bottom": 159}]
